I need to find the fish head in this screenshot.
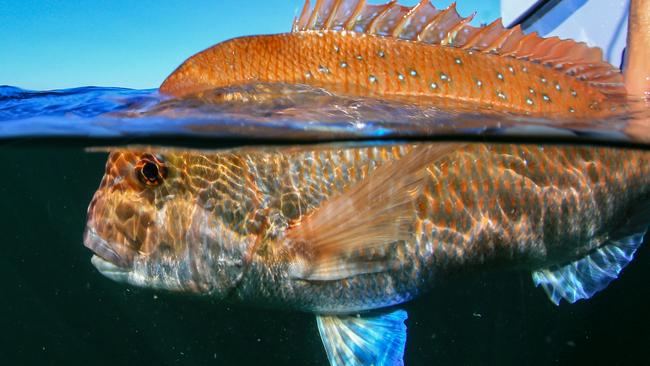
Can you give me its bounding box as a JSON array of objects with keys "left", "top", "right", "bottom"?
[{"left": 84, "top": 149, "right": 253, "bottom": 298}]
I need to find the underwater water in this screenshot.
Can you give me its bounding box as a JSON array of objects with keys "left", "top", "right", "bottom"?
[{"left": 1, "top": 85, "right": 649, "bottom": 366}]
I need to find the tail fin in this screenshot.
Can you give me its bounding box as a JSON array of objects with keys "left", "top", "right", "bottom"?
[{"left": 624, "top": 0, "right": 650, "bottom": 98}]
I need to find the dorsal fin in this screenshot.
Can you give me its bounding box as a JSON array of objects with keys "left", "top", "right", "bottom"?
[{"left": 293, "top": 0, "right": 624, "bottom": 97}]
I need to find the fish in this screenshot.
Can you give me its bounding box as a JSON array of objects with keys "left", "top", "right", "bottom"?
[
  {"left": 84, "top": 142, "right": 650, "bottom": 365},
  {"left": 159, "top": 0, "right": 637, "bottom": 117},
  {"left": 84, "top": 1, "right": 650, "bottom": 365}
]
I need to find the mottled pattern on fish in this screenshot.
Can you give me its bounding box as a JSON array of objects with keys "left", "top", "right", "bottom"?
[
  {"left": 160, "top": 0, "right": 625, "bottom": 117},
  {"left": 86, "top": 144, "right": 650, "bottom": 313},
  {"left": 232, "top": 145, "right": 650, "bottom": 312}
]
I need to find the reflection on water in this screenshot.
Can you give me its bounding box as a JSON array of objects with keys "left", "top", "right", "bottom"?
[{"left": 1, "top": 84, "right": 649, "bottom": 144}]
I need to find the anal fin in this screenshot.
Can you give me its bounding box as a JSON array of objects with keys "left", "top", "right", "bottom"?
[
  {"left": 533, "top": 204, "right": 648, "bottom": 305},
  {"left": 316, "top": 309, "right": 408, "bottom": 366}
]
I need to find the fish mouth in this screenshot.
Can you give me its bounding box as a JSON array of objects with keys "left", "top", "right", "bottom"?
[
  {"left": 83, "top": 226, "right": 135, "bottom": 271},
  {"left": 90, "top": 255, "right": 131, "bottom": 283}
]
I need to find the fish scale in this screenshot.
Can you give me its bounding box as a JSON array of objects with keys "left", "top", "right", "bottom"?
[
  {"left": 161, "top": 32, "right": 607, "bottom": 116},
  {"left": 161, "top": 144, "right": 649, "bottom": 313}
]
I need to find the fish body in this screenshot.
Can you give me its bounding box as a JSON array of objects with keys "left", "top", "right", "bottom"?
[
  {"left": 86, "top": 144, "right": 650, "bottom": 312},
  {"left": 85, "top": 143, "right": 650, "bottom": 364},
  {"left": 232, "top": 144, "right": 650, "bottom": 313}
]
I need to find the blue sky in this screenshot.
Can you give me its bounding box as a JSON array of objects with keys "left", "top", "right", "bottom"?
[{"left": 0, "top": 0, "right": 500, "bottom": 90}]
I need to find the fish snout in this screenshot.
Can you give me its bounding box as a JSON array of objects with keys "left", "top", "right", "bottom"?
[
  {"left": 83, "top": 225, "right": 135, "bottom": 269},
  {"left": 84, "top": 197, "right": 153, "bottom": 270}
]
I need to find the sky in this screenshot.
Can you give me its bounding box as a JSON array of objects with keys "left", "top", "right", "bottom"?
[{"left": 0, "top": 0, "right": 500, "bottom": 90}]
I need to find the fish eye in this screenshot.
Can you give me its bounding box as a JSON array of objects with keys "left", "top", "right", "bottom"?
[
  {"left": 135, "top": 154, "right": 166, "bottom": 187},
  {"left": 143, "top": 162, "right": 159, "bottom": 181}
]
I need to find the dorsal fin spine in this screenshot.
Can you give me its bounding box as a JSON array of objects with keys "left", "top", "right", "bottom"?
[
  {"left": 292, "top": 0, "right": 624, "bottom": 96},
  {"left": 294, "top": 0, "right": 312, "bottom": 31},
  {"left": 461, "top": 19, "right": 498, "bottom": 50},
  {"left": 436, "top": 3, "right": 458, "bottom": 41},
  {"left": 344, "top": 0, "right": 366, "bottom": 30},
  {"left": 307, "top": 0, "right": 324, "bottom": 30},
  {"left": 367, "top": 1, "right": 398, "bottom": 35},
  {"left": 416, "top": 5, "right": 447, "bottom": 42},
  {"left": 498, "top": 25, "right": 525, "bottom": 55},
  {"left": 486, "top": 27, "right": 515, "bottom": 52},
  {"left": 510, "top": 32, "right": 541, "bottom": 58},
  {"left": 324, "top": 0, "right": 344, "bottom": 29},
  {"left": 391, "top": 0, "right": 424, "bottom": 38},
  {"left": 445, "top": 12, "right": 475, "bottom": 46}
]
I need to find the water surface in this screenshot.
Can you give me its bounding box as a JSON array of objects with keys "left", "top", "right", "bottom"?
[{"left": 2, "top": 84, "right": 648, "bottom": 145}]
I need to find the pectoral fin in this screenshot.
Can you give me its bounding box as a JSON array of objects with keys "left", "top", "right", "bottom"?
[
  {"left": 287, "top": 143, "right": 460, "bottom": 281},
  {"left": 316, "top": 309, "right": 408, "bottom": 366}
]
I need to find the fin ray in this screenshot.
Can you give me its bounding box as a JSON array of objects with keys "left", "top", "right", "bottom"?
[
  {"left": 292, "top": 0, "right": 624, "bottom": 96},
  {"left": 533, "top": 206, "right": 648, "bottom": 305},
  {"left": 287, "top": 143, "right": 460, "bottom": 281},
  {"left": 532, "top": 234, "right": 643, "bottom": 305},
  {"left": 317, "top": 309, "right": 408, "bottom": 366}
]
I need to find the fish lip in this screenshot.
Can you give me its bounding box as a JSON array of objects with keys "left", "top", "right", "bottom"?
[
  {"left": 83, "top": 226, "right": 134, "bottom": 270},
  {"left": 91, "top": 255, "right": 131, "bottom": 283}
]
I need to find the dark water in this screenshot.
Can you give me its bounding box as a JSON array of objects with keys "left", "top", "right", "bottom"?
[{"left": 1, "top": 85, "right": 649, "bottom": 365}]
